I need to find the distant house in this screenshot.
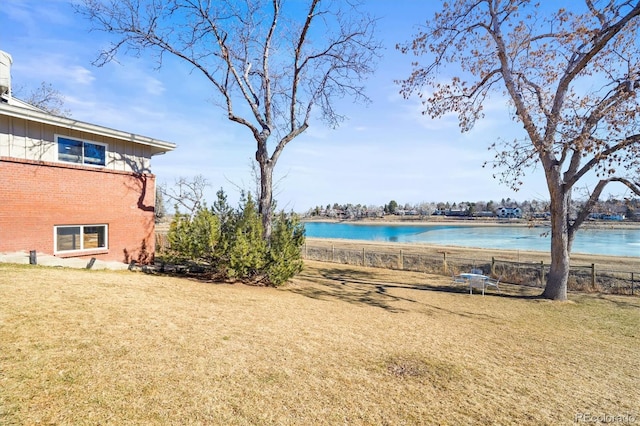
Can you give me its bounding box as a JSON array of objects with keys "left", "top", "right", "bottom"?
[
  {"left": 395, "top": 209, "right": 419, "bottom": 216},
  {"left": 0, "top": 50, "right": 176, "bottom": 264},
  {"left": 532, "top": 212, "right": 551, "bottom": 219},
  {"left": 432, "top": 209, "right": 470, "bottom": 217},
  {"left": 588, "top": 212, "right": 625, "bottom": 221},
  {"left": 475, "top": 211, "right": 496, "bottom": 218},
  {"left": 496, "top": 207, "right": 522, "bottom": 218}
]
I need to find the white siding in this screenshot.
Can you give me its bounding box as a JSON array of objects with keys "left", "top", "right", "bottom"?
[{"left": 0, "top": 115, "right": 152, "bottom": 172}]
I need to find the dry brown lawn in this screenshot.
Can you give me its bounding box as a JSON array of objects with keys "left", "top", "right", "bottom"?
[{"left": 1, "top": 261, "right": 639, "bottom": 425}]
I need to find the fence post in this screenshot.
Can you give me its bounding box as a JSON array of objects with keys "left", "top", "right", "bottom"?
[
  {"left": 332, "top": 245, "right": 335, "bottom": 263},
  {"left": 442, "top": 252, "right": 447, "bottom": 273},
  {"left": 591, "top": 263, "right": 596, "bottom": 289},
  {"left": 491, "top": 257, "right": 495, "bottom": 275},
  {"left": 362, "top": 247, "right": 365, "bottom": 267},
  {"left": 540, "top": 261, "right": 545, "bottom": 285},
  {"left": 632, "top": 272, "right": 635, "bottom": 295},
  {"left": 399, "top": 249, "right": 404, "bottom": 270}
]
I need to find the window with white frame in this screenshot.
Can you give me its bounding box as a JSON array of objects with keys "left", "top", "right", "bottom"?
[
  {"left": 55, "top": 225, "right": 108, "bottom": 253},
  {"left": 56, "top": 136, "right": 107, "bottom": 166}
]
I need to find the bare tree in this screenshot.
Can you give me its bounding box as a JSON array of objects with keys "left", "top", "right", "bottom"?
[
  {"left": 77, "top": 0, "right": 380, "bottom": 240},
  {"left": 398, "top": 1, "right": 640, "bottom": 300},
  {"left": 162, "top": 175, "right": 210, "bottom": 219},
  {"left": 14, "top": 81, "right": 71, "bottom": 117}
]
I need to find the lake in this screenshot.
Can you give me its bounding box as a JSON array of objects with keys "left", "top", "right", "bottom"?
[{"left": 303, "top": 221, "right": 640, "bottom": 257}]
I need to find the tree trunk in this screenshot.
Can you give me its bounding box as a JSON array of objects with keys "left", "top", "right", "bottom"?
[
  {"left": 256, "top": 150, "right": 273, "bottom": 242},
  {"left": 541, "top": 185, "right": 571, "bottom": 301}
]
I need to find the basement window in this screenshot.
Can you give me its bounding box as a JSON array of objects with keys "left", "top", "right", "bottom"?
[
  {"left": 55, "top": 225, "right": 108, "bottom": 253},
  {"left": 56, "top": 135, "right": 107, "bottom": 166}
]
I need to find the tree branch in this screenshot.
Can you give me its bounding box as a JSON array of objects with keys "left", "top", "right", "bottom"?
[
  {"left": 567, "top": 133, "right": 640, "bottom": 187},
  {"left": 569, "top": 176, "right": 640, "bottom": 238}
]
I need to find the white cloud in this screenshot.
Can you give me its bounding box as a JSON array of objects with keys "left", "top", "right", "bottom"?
[
  {"left": 144, "top": 77, "right": 166, "bottom": 96},
  {"left": 3, "top": 0, "right": 77, "bottom": 44},
  {"left": 69, "top": 66, "right": 95, "bottom": 85},
  {"left": 10, "top": 53, "right": 95, "bottom": 89},
  {"left": 102, "top": 60, "right": 167, "bottom": 96}
]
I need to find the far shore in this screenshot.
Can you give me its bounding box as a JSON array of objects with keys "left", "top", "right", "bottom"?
[{"left": 302, "top": 216, "right": 640, "bottom": 230}]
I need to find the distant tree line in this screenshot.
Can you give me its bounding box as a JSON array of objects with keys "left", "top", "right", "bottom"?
[{"left": 304, "top": 197, "right": 640, "bottom": 221}]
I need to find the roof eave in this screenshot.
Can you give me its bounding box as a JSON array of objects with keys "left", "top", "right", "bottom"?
[{"left": 0, "top": 101, "right": 177, "bottom": 152}]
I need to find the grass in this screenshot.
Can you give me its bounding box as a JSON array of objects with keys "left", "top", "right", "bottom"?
[{"left": 1, "top": 260, "right": 639, "bottom": 425}]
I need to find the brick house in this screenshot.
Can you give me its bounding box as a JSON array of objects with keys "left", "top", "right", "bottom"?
[{"left": 0, "top": 50, "right": 176, "bottom": 264}]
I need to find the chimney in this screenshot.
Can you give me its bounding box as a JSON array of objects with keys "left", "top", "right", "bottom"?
[{"left": 0, "top": 50, "right": 13, "bottom": 97}]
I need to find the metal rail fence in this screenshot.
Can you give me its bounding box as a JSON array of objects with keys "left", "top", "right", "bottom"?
[{"left": 301, "top": 242, "right": 639, "bottom": 295}]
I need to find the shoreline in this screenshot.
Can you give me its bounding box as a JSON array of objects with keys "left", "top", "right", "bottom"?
[
  {"left": 302, "top": 216, "right": 640, "bottom": 230},
  {"left": 304, "top": 237, "right": 640, "bottom": 271}
]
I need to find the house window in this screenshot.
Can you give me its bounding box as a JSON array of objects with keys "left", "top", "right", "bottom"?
[
  {"left": 57, "top": 136, "right": 106, "bottom": 166},
  {"left": 55, "top": 225, "right": 108, "bottom": 253}
]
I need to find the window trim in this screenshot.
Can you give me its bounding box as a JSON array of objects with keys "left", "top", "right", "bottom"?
[
  {"left": 54, "top": 224, "right": 109, "bottom": 255},
  {"left": 55, "top": 134, "right": 108, "bottom": 167}
]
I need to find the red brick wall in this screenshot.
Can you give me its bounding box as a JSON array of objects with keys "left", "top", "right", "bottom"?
[{"left": 0, "top": 157, "right": 156, "bottom": 264}]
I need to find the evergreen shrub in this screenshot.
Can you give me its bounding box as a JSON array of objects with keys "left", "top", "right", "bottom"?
[{"left": 165, "top": 190, "right": 305, "bottom": 286}]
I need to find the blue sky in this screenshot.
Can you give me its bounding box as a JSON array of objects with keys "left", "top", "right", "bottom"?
[{"left": 0, "top": 0, "right": 596, "bottom": 211}]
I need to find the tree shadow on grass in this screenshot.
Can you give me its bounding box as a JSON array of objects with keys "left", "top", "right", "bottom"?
[
  {"left": 586, "top": 292, "right": 640, "bottom": 310},
  {"left": 488, "top": 285, "right": 543, "bottom": 300},
  {"left": 290, "top": 272, "right": 412, "bottom": 313},
  {"left": 315, "top": 268, "right": 541, "bottom": 299},
  {"left": 289, "top": 267, "right": 533, "bottom": 318}
]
